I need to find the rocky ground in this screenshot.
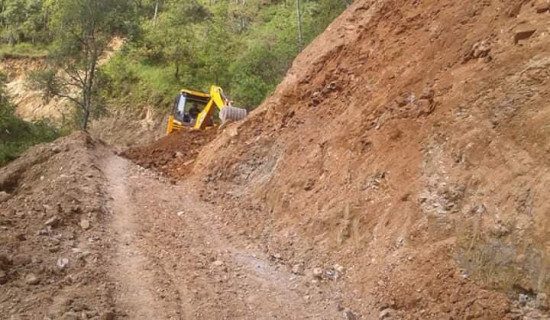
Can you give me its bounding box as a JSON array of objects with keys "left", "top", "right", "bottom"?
[
  {"left": 0, "top": 133, "right": 353, "bottom": 319},
  {"left": 2, "top": 0, "right": 550, "bottom": 319}
]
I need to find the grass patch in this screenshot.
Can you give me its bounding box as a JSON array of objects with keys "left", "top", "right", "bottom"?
[
  {"left": 0, "top": 116, "right": 61, "bottom": 167},
  {"left": 0, "top": 43, "right": 49, "bottom": 59}
]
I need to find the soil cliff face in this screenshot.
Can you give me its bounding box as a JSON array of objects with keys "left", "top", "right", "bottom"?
[{"left": 191, "top": 0, "right": 550, "bottom": 317}]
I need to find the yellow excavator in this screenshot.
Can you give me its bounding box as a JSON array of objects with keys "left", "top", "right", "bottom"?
[{"left": 166, "top": 85, "right": 247, "bottom": 135}]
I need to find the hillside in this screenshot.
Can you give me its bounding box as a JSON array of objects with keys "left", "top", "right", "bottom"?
[
  {"left": 1, "top": 0, "right": 550, "bottom": 319},
  {"left": 144, "top": 0, "right": 550, "bottom": 317}
]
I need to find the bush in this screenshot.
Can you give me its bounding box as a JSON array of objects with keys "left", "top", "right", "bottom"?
[
  {"left": 0, "top": 43, "right": 48, "bottom": 59},
  {"left": 0, "top": 73, "right": 60, "bottom": 166}
]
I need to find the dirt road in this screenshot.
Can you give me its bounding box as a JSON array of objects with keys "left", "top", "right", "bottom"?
[{"left": 103, "top": 154, "right": 345, "bottom": 319}]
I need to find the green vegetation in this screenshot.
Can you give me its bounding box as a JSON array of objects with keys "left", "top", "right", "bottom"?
[
  {"left": 0, "top": 43, "right": 48, "bottom": 58},
  {"left": 104, "top": 0, "right": 348, "bottom": 110},
  {"left": 1, "top": 0, "right": 347, "bottom": 129},
  {"left": 0, "top": 73, "right": 60, "bottom": 166}
]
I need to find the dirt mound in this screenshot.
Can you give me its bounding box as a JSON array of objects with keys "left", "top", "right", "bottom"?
[
  {"left": 183, "top": 0, "right": 550, "bottom": 318},
  {"left": 0, "top": 132, "right": 115, "bottom": 319},
  {"left": 122, "top": 128, "right": 218, "bottom": 179}
]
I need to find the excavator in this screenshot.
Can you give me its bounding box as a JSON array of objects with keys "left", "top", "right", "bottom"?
[{"left": 166, "top": 85, "right": 247, "bottom": 135}]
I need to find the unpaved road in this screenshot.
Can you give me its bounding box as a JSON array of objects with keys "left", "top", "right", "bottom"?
[{"left": 102, "top": 154, "right": 343, "bottom": 319}]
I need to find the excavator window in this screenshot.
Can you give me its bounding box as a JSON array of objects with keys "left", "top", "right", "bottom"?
[{"left": 172, "top": 93, "right": 209, "bottom": 124}]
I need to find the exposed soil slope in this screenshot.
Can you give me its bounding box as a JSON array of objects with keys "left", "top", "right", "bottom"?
[
  {"left": 0, "top": 57, "right": 70, "bottom": 121},
  {"left": 181, "top": 0, "right": 550, "bottom": 318}
]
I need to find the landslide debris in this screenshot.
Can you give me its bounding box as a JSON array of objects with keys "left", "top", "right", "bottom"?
[
  {"left": 0, "top": 132, "right": 115, "bottom": 319},
  {"left": 122, "top": 128, "right": 218, "bottom": 180},
  {"left": 181, "top": 0, "right": 550, "bottom": 319}
]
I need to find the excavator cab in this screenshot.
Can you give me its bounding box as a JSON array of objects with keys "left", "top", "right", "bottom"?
[
  {"left": 166, "top": 85, "right": 247, "bottom": 135},
  {"left": 171, "top": 90, "right": 210, "bottom": 126}
]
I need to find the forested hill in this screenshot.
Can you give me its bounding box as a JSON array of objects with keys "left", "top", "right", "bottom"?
[{"left": 1, "top": 0, "right": 347, "bottom": 113}]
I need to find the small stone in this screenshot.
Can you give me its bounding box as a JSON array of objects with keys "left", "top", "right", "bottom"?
[
  {"left": 514, "top": 27, "right": 537, "bottom": 44},
  {"left": 0, "top": 270, "right": 8, "bottom": 284},
  {"left": 379, "top": 308, "right": 394, "bottom": 319},
  {"left": 292, "top": 264, "right": 304, "bottom": 275},
  {"left": 0, "top": 191, "right": 11, "bottom": 203},
  {"left": 507, "top": 2, "right": 523, "bottom": 17},
  {"left": 535, "top": 0, "right": 550, "bottom": 13},
  {"left": 100, "top": 311, "right": 116, "bottom": 320},
  {"left": 312, "top": 267, "right": 323, "bottom": 279},
  {"left": 519, "top": 293, "right": 530, "bottom": 306},
  {"left": 80, "top": 219, "right": 90, "bottom": 230},
  {"left": 212, "top": 260, "right": 224, "bottom": 267},
  {"left": 25, "top": 273, "right": 40, "bottom": 285},
  {"left": 536, "top": 292, "right": 548, "bottom": 310},
  {"left": 334, "top": 264, "right": 345, "bottom": 273},
  {"left": 57, "top": 258, "right": 70, "bottom": 270},
  {"left": 61, "top": 311, "right": 79, "bottom": 320},
  {"left": 176, "top": 211, "right": 184, "bottom": 217},
  {"left": 45, "top": 216, "right": 60, "bottom": 227},
  {"left": 344, "top": 308, "right": 358, "bottom": 320},
  {"left": 52, "top": 146, "right": 62, "bottom": 153}
]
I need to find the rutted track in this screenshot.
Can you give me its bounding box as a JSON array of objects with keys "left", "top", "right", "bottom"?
[{"left": 103, "top": 154, "right": 343, "bottom": 319}]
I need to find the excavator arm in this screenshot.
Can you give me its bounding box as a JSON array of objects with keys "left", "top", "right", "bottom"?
[{"left": 194, "top": 86, "right": 226, "bottom": 130}]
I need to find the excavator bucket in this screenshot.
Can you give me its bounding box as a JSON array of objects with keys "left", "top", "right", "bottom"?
[{"left": 220, "top": 106, "right": 247, "bottom": 123}]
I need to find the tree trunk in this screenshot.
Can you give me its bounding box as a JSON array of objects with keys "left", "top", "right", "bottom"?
[
  {"left": 153, "top": 0, "right": 160, "bottom": 26},
  {"left": 175, "top": 62, "right": 180, "bottom": 79},
  {"left": 296, "top": 0, "right": 303, "bottom": 50},
  {"left": 82, "top": 108, "right": 90, "bottom": 130}
]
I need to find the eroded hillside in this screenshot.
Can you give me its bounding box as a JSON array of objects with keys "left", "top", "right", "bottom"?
[
  {"left": 2, "top": 0, "right": 550, "bottom": 319},
  {"left": 189, "top": 0, "right": 550, "bottom": 318}
]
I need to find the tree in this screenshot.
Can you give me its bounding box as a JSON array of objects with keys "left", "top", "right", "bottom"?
[{"left": 30, "top": 0, "right": 134, "bottom": 129}]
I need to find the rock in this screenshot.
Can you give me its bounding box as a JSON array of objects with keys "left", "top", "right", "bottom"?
[
  {"left": 312, "top": 267, "right": 323, "bottom": 279},
  {"left": 100, "top": 311, "right": 116, "bottom": 320},
  {"left": 514, "top": 27, "right": 536, "bottom": 44},
  {"left": 52, "top": 146, "right": 62, "bottom": 153},
  {"left": 0, "top": 254, "right": 13, "bottom": 269},
  {"left": 518, "top": 293, "right": 530, "bottom": 306},
  {"left": 176, "top": 211, "right": 185, "bottom": 217},
  {"left": 536, "top": 292, "right": 548, "bottom": 310},
  {"left": 292, "top": 264, "right": 304, "bottom": 275},
  {"left": 535, "top": 0, "right": 550, "bottom": 13},
  {"left": 0, "top": 270, "right": 8, "bottom": 284},
  {"left": 507, "top": 2, "right": 523, "bottom": 17},
  {"left": 45, "top": 216, "right": 60, "bottom": 227},
  {"left": 344, "top": 308, "right": 358, "bottom": 320},
  {"left": 379, "top": 308, "right": 395, "bottom": 319},
  {"left": 25, "top": 273, "right": 40, "bottom": 285},
  {"left": 80, "top": 219, "right": 90, "bottom": 230},
  {"left": 0, "top": 191, "right": 11, "bottom": 203},
  {"left": 57, "top": 258, "right": 70, "bottom": 270},
  {"left": 212, "top": 260, "right": 224, "bottom": 267},
  {"left": 61, "top": 311, "right": 79, "bottom": 320},
  {"left": 334, "top": 264, "right": 345, "bottom": 273}
]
